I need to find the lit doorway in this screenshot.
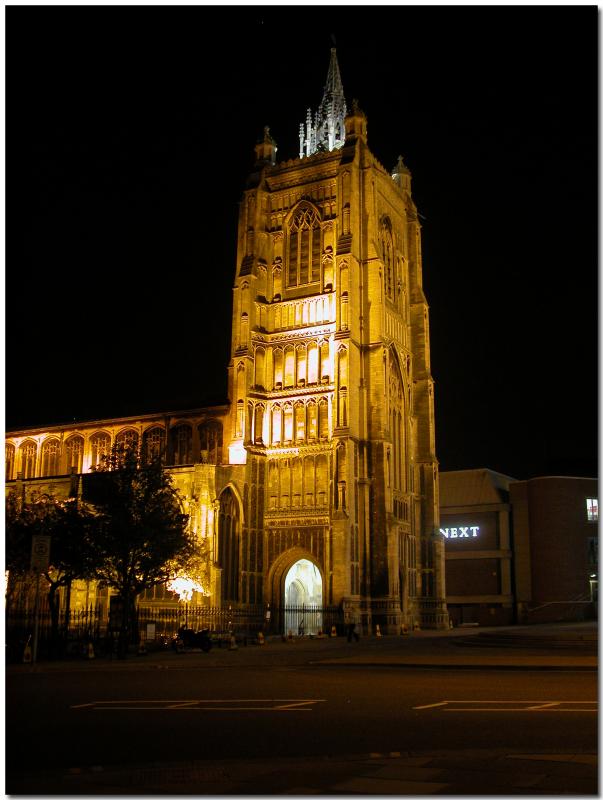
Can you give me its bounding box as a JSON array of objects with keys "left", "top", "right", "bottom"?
[{"left": 283, "top": 559, "right": 323, "bottom": 635}]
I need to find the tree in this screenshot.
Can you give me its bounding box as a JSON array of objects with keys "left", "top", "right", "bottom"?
[
  {"left": 5, "top": 489, "right": 99, "bottom": 655},
  {"left": 83, "top": 444, "right": 194, "bottom": 655}
]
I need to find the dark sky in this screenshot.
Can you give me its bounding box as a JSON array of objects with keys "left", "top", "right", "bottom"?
[{"left": 7, "top": 6, "right": 598, "bottom": 481}]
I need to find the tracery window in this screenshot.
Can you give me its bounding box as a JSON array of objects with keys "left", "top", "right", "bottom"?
[
  {"left": 170, "top": 424, "right": 193, "bottom": 465},
  {"left": 381, "top": 218, "right": 395, "bottom": 300},
  {"left": 116, "top": 429, "right": 139, "bottom": 452},
  {"left": 199, "top": 420, "right": 223, "bottom": 464},
  {"left": 40, "top": 438, "right": 61, "bottom": 477},
  {"left": 389, "top": 352, "right": 407, "bottom": 492},
  {"left": 217, "top": 488, "right": 240, "bottom": 602},
  {"left": 142, "top": 427, "right": 166, "bottom": 464},
  {"left": 90, "top": 433, "right": 111, "bottom": 469},
  {"left": 6, "top": 443, "right": 15, "bottom": 481},
  {"left": 20, "top": 440, "right": 37, "bottom": 479},
  {"left": 287, "top": 205, "right": 322, "bottom": 288},
  {"left": 65, "top": 435, "right": 84, "bottom": 474}
]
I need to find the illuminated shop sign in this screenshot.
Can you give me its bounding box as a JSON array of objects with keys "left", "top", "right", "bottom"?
[{"left": 439, "top": 526, "right": 479, "bottom": 539}]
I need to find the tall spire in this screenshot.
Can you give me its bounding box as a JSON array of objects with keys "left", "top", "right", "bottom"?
[{"left": 299, "top": 48, "right": 347, "bottom": 159}]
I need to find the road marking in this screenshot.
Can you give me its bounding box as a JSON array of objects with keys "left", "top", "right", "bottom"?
[
  {"left": 413, "top": 700, "right": 597, "bottom": 713},
  {"left": 71, "top": 698, "right": 326, "bottom": 712}
]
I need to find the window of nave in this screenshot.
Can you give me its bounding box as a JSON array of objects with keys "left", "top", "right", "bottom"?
[
  {"left": 116, "top": 428, "right": 139, "bottom": 452},
  {"left": 65, "top": 435, "right": 84, "bottom": 474},
  {"left": 142, "top": 427, "right": 166, "bottom": 464},
  {"left": 90, "top": 432, "right": 111, "bottom": 469},
  {"left": 287, "top": 205, "right": 322, "bottom": 288},
  {"left": 6, "top": 443, "right": 15, "bottom": 481},
  {"left": 20, "top": 440, "right": 37, "bottom": 479},
  {"left": 170, "top": 424, "right": 192, "bottom": 465},
  {"left": 41, "top": 438, "right": 61, "bottom": 477},
  {"left": 199, "top": 420, "right": 223, "bottom": 464}
]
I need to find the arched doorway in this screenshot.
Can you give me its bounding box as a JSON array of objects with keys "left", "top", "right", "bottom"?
[{"left": 284, "top": 559, "right": 323, "bottom": 635}]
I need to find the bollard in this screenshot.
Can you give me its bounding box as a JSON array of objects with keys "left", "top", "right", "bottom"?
[
  {"left": 23, "top": 642, "right": 32, "bottom": 663},
  {"left": 375, "top": 624, "right": 382, "bottom": 638},
  {"left": 401, "top": 623, "right": 409, "bottom": 635},
  {"left": 87, "top": 641, "right": 95, "bottom": 659},
  {"left": 257, "top": 631, "right": 265, "bottom": 646},
  {"left": 229, "top": 634, "right": 238, "bottom": 651}
]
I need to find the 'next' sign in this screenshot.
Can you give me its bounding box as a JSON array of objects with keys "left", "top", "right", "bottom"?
[{"left": 439, "top": 526, "right": 479, "bottom": 539}]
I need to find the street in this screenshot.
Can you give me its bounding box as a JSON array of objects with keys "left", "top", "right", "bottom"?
[{"left": 6, "top": 630, "right": 598, "bottom": 794}]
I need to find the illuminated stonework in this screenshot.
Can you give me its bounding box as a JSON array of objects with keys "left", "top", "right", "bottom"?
[{"left": 6, "top": 51, "right": 448, "bottom": 631}]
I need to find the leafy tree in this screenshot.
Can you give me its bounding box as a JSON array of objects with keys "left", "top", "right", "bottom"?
[
  {"left": 84, "top": 444, "right": 194, "bottom": 655},
  {"left": 5, "top": 489, "right": 99, "bottom": 654}
]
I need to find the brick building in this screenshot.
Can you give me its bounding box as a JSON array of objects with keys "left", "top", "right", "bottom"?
[{"left": 440, "top": 469, "right": 598, "bottom": 626}]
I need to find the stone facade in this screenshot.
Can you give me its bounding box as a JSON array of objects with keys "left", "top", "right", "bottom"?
[{"left": 6, "top": 51, "right": 448, "bottom": 632}]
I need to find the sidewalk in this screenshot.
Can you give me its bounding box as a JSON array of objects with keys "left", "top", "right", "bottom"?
[
  {"left": 9, "top": 748, "right": 598, "bottom": 795},
  {"left": 7, "top": 621, "right": 598, "bottom": 673}
]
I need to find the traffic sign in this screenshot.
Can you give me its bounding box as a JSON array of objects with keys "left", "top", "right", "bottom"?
[{"left": 30, "top": 535, "right": 51, "bottom": 572}]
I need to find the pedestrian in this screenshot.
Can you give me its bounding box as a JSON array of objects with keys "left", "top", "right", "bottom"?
[{"left": 298, "top": 619, "right": 305, "bottom": 637}]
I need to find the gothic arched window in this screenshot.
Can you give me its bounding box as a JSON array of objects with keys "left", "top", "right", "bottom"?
[
  {"left": 65, "top": 435, "right": 84, "bottom": 474},
  {"left": 90, "top": 432, "right": 111, "bottom": 469},
  {"left": 199, "top": 420, "right": 223, "bottom": 464},
  {"left": 116, "top": 429, "right": 139, "bottom": 453},
  {"left": 6, "top": 443, "right": 15, "bottom": 481},
  {"left": 20, "top": 440, "right": 37, "bottom": 479},
  {"left": 41, "top": 438, "right": 61, "bottom": 477},
  {"left": 381, "top": 218, "right": 395, "bottom": 300},
  {"left": 389, "top": 352, "right": 407, "bottom": 493},
  {"left": 142, "top": 427, "right": 166, "bottom": 464},
  {"left": 217, "top": 488, "right": 240, "bottom": 602},
  {"left": 170, "top": 424, "right": 192, "bottom": 465},
  {"left": 287, "top": 205, "right": 322, "bottom": 288}
]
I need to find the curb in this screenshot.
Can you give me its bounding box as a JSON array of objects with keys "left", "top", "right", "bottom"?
[{"left": 310, "top": 660, "right": 597, "bottom": 671}]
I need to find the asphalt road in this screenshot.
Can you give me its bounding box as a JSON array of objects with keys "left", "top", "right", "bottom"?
[{"left": 7, "top": 658, "right": 597, "bottom": 785}]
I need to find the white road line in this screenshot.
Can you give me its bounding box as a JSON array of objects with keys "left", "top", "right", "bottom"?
[
  {"left": 412, "top": 701, "right": 448, "bottom": 710},
  {"left": 71, "top": 698, "right": 326, "bottom": 712}
]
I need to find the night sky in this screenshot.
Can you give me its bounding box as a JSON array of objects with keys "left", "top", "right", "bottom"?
[{"left": 7, "top": 6, "right": 598, "bottom": 481}]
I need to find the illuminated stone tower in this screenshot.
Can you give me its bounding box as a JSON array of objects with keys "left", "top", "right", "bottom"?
[{"left": 227, "top": 50, "right": 448, "bottom": 631}]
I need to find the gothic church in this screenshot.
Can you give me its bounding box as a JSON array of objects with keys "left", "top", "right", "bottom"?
[{"left": 6, "top": 51, "right": 448, "bottom": 632}]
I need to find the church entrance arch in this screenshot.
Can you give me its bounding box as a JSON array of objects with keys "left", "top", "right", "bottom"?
[{"left": 284, "top": 558, "right": 323, "bottom": 636}]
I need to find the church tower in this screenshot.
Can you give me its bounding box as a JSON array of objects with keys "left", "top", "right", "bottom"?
[{"left": 227, "top": 50, "right": 448, "bottom": 631}]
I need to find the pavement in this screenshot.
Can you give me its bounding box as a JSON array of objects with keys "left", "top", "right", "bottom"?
[
  {"left": 7, "top": 621, "right": 598, "bottom": 795},
  {"left": 7, "top": 619, "right": 598, "bottom": 674}
]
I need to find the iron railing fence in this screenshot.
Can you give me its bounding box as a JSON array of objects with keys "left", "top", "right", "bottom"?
[
  {"left": 271, "top": 604, "right": 344, "bottom": 637},
  {"left": 6, "top": 600, "right": 347, "bottom": 660},
  {"left": 5, "top": 605, "right": 102, "bottom": 662},
  {"left": 136, "top": 604, "right": 266, "bottom": 639},
  {"left": 136, "top": 604, "right": 344, "bottom": 639}
]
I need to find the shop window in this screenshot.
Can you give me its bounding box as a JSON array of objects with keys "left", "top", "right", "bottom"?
[{"left": 586, "top": 498, "right": 598, "bottom": 522}]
